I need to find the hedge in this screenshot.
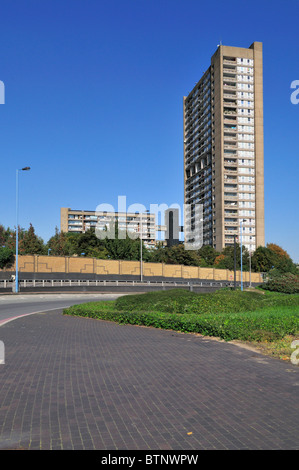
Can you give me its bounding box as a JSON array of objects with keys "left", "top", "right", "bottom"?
[{"left": 63, "top": 303, "right": 299, "bottom": 342}]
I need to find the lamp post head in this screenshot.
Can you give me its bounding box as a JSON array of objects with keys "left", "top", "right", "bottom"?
[{"left": 21, "top": 167, "right": 30, "bottom": 171}]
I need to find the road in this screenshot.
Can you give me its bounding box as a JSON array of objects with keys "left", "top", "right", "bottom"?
[
  {"left": 0, "top": 293, "right": 122, "bottom": 326},
  {"left": 0, "top": 293, "right": 298, "bottom": 450}
]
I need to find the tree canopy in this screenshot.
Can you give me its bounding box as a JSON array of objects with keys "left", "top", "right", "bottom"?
[{"left": 0, "top": 223, "right": 297, "bottom": 275}]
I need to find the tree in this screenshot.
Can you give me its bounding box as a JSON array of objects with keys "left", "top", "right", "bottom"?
[
  {"left": 0, "top": 225, "right": 16, "bottom": 251},
  {"left": 0, "top": 225, "right": 6, "bottom": 246},
  {"left": 197, "top": 245, "right": 219, "bottom": 266},
  {"left": 75, "top": 229, "right": 108, "bottom": 259},
  {"left": 19, "top": 223, "right": 45, "bottom": 255},
  {"left": 251, "top": 244, "right": 297, "bottom": 274},
  {"left": 0, "top": 247, "right": 15, "bottom": 269},
  {"left": 148, "top": 243, "right": 200, "bottom": 266},
  {"left": 267, "top": 243, "right": 290, "bottom": 259},
  {"left": 47, "top": 227, "right": 72, "bottom": 256},
  {"left": 214, "top": 243, "right": 249, "bottom": 271},
  {"left": 214, "top": 253, "right": 226, "bottom": 267},
  {"left": 148, "top": 243, "right": 171, "bottom": 263},
  {"left": 102, "top": 223, "right": 151, "bottom": 261},
  {"left": 166, "top": 244, "right": 201, "bottom": 266},
  {"left": 267, "top": 243, "right": 297, "bottom": 274}
]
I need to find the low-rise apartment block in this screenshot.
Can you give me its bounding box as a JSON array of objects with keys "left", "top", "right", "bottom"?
[{"left": 60, "top": 207, "right": 156, "bottom": 248}]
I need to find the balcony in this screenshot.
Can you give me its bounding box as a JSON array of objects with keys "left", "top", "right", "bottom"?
[
  {"left": 224, "top": 219, "right": 238, "bottom": 225},
  {"left": 224, "top": 143, "right": 237, "bottom": 150},
  {"left": 224, "top": 150, "right": 237, "bottom": 158},
  {"left": 224, "top": 211, "right": 238, "bottom": 216},
  {"left": 224, "top": 123, "right": 237, "bottom": 131},
  {"left": 224, "top": 202, "right": 238, "bottom": 209},
  {"left": 223, "top": 134, "right": 237, "bottom": 141},
  {"left": 223, "top": 92, "right": 236, "bottom": 99},
  {"left": 223, "top": 100, "right": 237, "bottom": 108},
  {"left": 224, "top": 178, "right": 237, "bottom": 185},
  {"left": 224, "top": 187, "right": 238, "bottom": 193},
  {"left": 223, "top": 82, "right": 236, "bottom": 90},
  {"left": 223, "top": 75, "right": 236, "bottom": 83},
  {"left": 223, "top": 108, "right": 237, "bottom": 117},
  {"left": 223, "top": 116, "right": 237, "bottom": 124},
  {"left": 223, "top": 71, "right": 236, "bottom": 79},
  {"left": 225, "top": 237, "right": 236, "bottom": 243},
  {"left": 224, "top": 160, "right": 237, "bottom": 166},
  {"left": 223, "top": 58, "right": 236, "bottom": 66},
  {"left": 224, "top": 170, "right": 237, "bottom": 177}
]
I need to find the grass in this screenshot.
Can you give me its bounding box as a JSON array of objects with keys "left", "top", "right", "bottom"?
[
  {"left": 114, "top": 288, "right": 299, "bottom": 315},
  {"left": 248, "top": 335, "right": 299, "bottom": 362},
  {"left": 63, "top": 288, "right": 299, "bottom": 363}
]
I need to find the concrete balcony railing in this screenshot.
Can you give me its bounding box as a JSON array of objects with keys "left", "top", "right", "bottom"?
[
  {"left": 224, "top": 179, "right": 237, "bottom": 185},
  {"left": 223, "top": 93, "right": 237, "bottom": 99},
  {"left": 223, "top": 83, "right": 237, "bottom": 90},
  {"left": 224, "top": 144, "right": 237, "bottom": 150},
  {"left": 224, "top": 221, "right": 239, "bottom": 226},
  {"left": 223, "top": 76, "right": 236, "bottom": 83},
  {"left": 223, "top": 100, "right": 237, "bottom": 106},
  {"left": 224, "top": 188, "right": 238, "bottom": 193},
  {"left": 223, "top": 59, "right": 236, "bottom": 66},
  {"left": 223, "top": 117, "right": 237, "bottom": 124}
]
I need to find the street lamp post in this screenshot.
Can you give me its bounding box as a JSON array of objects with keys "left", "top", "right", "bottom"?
[
  {"left": 140, "top": 214, "right": 143, "bottom": 282},
  {"left": 249, "top": 250, "right": 252, "bottom": 288},
  {"left": 15, "top": 167, "right": 30, "bottom": 293},
  {"left": 240, "top": 218, "right": 247, "bottom": 292},
  {"left": 233, "top": 234, "right": 237, "bottom": 290}
]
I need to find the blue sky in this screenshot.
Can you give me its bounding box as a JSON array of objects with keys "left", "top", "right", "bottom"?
[{"left": 0, "top": 0, "right": 298, "bottom": 261}]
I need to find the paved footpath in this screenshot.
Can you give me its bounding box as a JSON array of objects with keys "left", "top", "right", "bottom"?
[{"left": 0, "top": 309, "right": 298, "bottom": 450}]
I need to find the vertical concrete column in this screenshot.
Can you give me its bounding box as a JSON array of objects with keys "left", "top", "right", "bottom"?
[
  {"left": 34, "top": 255, "right": 38, "bottom": 273},
  {"left": 65, "top": 257, "right": 69, "bottom": 274}
]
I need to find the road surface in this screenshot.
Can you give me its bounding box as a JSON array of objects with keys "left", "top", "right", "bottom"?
[
  {"left": 0, "top": 293, "right": 298, "bottom": 450},
  {"left": 0, "top": 293, "right": 121, "bottom": 326}
]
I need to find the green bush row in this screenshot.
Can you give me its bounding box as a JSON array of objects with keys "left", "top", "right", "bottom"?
[
  {"left": 114, "top": 288, "right": 299, "bottom": 316},
  {"left": 261, "top": 273, "right": 299, "bottom": 294},
  {"left": 63, "top": 303, "right": 299, "bottom": 342}
]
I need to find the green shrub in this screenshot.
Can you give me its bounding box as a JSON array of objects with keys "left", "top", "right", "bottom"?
[
  {"left": 262, "top": 273, "right": 299, "bottom": 294},
  {"left": 114, "top": 288, "right": 299, "bottom": 315},
  {"left": 0, "top": 247, "right": 15, "bottom": 269},
  {"left": 63, "top": 303, "right": 299, "bottom": 342},
  {"left": 63, "top": 289, "right": 299, "bottom": 343}
]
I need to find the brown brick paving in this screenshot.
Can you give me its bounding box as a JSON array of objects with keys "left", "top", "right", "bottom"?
[{"left": 0, "top": 309, "right": 298, "bottom": 450}]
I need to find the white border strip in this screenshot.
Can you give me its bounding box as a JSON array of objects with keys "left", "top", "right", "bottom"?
[{"left": 0, "top": 307, "right": 71, "bottom": 327}]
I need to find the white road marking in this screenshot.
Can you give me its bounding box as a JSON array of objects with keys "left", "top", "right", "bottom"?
[{"left": 0, "top": 306, "right": 72, "bottom": 327}]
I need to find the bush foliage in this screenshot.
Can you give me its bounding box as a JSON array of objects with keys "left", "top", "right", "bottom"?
[
  {"left": 63, "top": 289, "right": 299, "bottom": 343},
  {"left": 262, "top": 272, "right": 299, "bottom": 294},
  {"left": 114, "top": 288, "right": 299, "bottom": 314},
  {"left": 0, "top": 247, "right": 15, "bottom": 269}
]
